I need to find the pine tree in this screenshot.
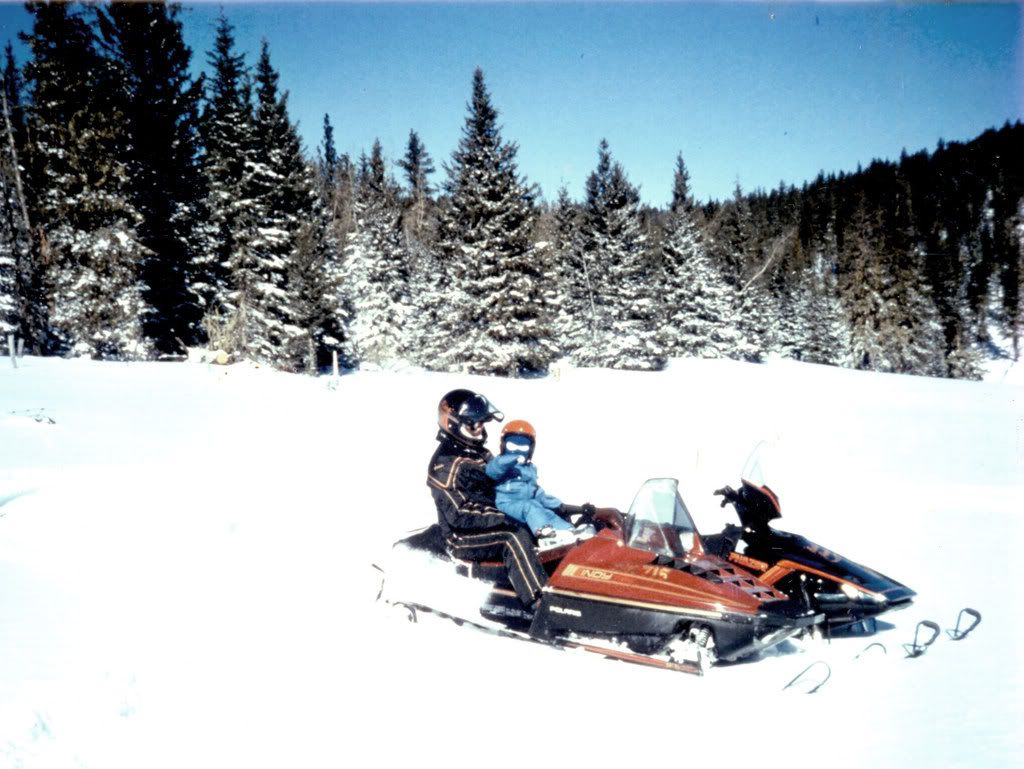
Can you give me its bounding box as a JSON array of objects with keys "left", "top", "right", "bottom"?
[
  {"left": 839, "top": 199, "right": 886, "bottom": 370},
  {"left": 228, "top": 40, "right": 321, "bottom": 365},
  {"left": 661, "top": 154, "right": 738, "bottom": 359},
  {"left": 708, "top": 181, "right": 755, "bottom": 288},
  {"left": 95, "top": 0, "right": 207, "bottom": 353},
  {"left": 319, "top": 113, "right": 338, "bottom": 191},
  {"left": 22, "top": 0, "right": 149, "bottom": 359},
  {"left": 0, "top": 196, "right": 15, "bottom": 336},
  {"left": 343, "top": 139, "right": 408, "bottom": 367},
  {"left": 579, "top": 139, "right": 664, "bottom": 370},
  {"left": 876, "top": 177, "right": 946, "bottom": 375},
  {"left": 435, "top": 68, "right": 555, "bottom": 376},
  {"left": 397, "top": 129, "right": 435, "bottom": 243},
  {"left": 710, "top": 183, "right": 773, "bottom": 360},
  {"left": 284, "top": 213, "right": 344, "bottom": 374},
  {"left": 197, "top": 11, "right": 251, "bottom": 331},
  {"left": 792, "top": 252, "right": 851, "bottom": 366},
  {"left": 550, "top": 185, "right": 593, "bottom": 360},
  {"left": 0, "top": 45, "right": 28, "bottom": 339}
]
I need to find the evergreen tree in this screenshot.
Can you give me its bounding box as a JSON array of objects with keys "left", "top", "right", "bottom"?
[
  {"left": 397, "top": 129, "right": 435, "bottom": 243},
  {"left": 319, "top": 113, "right": 338, "bottom": 191},
  {"left": 661, "top": 154, "right": 738, "bottom": 359},
  {"left": 839, "top": 199, "right": 886, "bottom": 370},
  {"left": 551, "top": 185, "right": 594, "bottom": 359},
  {"left": 95, "top": 0, "right": 207, "bottom": 353},
  {"left": 284, "top": 213, "right": 344, "bottom": 374},
  {"left": 875, "top": 176, "right": 946, "bottom": 375},
  {"left": 1012, "top": 196, "right": 1024, "bottom": 358},
  {"left": 708, "top": 181, "right": 755, "bottom": 288},
  {"left": 0, "top": 45, "right": 28, "bottom": 340},
  {"left": 710, "top": 183, "right": 774, "bottom": 361},
  {"left": 228, "top": 39, "right": 324, "bottom": 365},
  {"left": 343, "top": 139, "right": 408, "bottom": 367},
  {"left": 0, "top": 193, "right": 15, "bottom": 335},
  {"left": 197, "top": 11, "right": 251, "bottom": 330},
  {"left": 22, "top": 0, "right": 149, "bottom": 359},
  {"left": 792, "top": 252, "right": 850, "bottom": 366},
  {"left": 435, "top": 68, "right": 555, "bottom": 375},
  {"left": 579, "top": 139, "right": 664, "bottom": 370}
]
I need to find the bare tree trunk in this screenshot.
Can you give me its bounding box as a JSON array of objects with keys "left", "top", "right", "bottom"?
[{"left": 1, "top": 88, "right": 30, "bottom": 235}]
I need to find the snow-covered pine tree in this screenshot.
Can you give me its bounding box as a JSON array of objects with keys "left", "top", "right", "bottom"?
[
  {"left": 661, "top": 154, "right": 738, "bottom": 359},
  {"left": 550, "top": 185, "right": 594, "bottom": 360},
  {"left": 1013, "top": 195, "right": 1024, "bottom": 359},
  {"left": 197, "top": 12, "right": 252, "bottom": 333},
  {"left": 839, "top": 198, "right": 886, "bottom": 370},
  {"left": 0, "top": 47, "right": 27, "bottom": 340},
  {"left": 794, "top": 249, "right": 851, "bottom": 367},
  {"left": 397, "top": 129, "right": 435, "bottom": 245},
  {"left": 229, "top": 40, "right": 323, "bottom": 367},
  {"left": 578, "top": 140, "right": 665, "bottom": 370},
  {"left": 405, "top": 242, "right": 447, "bottom": 370},
  {"left": 95, "top": 0, "right": 207, "bottom": 354},
  {"left": 708, "top": 182, "right": 774, "bottom": 361},
  {"left": 708, "top": 181, "right": 755, "bottom": 290},
  {"left": 343, "top": 140, "right": 408, "bottom": 367},
  {"left": 319, "top": 113, "right": 338, "bottom": 193},
  {"left": 0, "top": 195, "right": 15, "bottom": 336},
  {"left": 875, "top": 178, "right": 947, "bottom": 376},
  {"left": 435, "top": 68, "right": 556, "bottom": 376},
  {"left": 284, "top": 210, "right": 345, "bottom": 374},
  {"left": 21, "top": 1, "right": 149, "bottom": 359}
]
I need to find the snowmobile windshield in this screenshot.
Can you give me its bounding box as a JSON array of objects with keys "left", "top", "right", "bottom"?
[
  {"left": 741, "top": 442, "right": 770, "bottom": 487},
  {"left": 624, "top": 478, "right": 699, "bottom": 558}
]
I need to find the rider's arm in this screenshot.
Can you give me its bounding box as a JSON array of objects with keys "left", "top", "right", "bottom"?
[
  {"left": 484, "top": 452, "right": 518, "bottom": 481},
  {"left": 445, "top": 459, "right": 507, "bottom": 530}
]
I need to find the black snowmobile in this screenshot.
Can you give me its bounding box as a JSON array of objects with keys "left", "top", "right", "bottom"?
[{"left": 702, "top": 450, "right": 915, "bottom": 633}]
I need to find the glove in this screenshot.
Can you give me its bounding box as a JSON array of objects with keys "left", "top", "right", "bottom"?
[{"left": 714, "top": 486, "right": 739, "bottom": 507}]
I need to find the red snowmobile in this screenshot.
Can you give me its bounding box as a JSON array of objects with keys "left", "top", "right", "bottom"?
[{"left": 379, "top": 477, "right": 822, "bottom": 674}]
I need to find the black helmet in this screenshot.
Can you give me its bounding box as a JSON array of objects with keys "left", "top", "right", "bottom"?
[{"left": 438, "top": 389, "right": 504, "bottom": 446}]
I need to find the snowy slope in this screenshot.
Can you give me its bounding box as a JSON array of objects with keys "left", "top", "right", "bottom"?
[{"left": 1, "top": 355, "right": 1021, "bottom": 769}]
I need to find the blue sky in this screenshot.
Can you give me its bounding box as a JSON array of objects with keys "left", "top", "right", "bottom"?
[{"left": 0, "top": 2, "right": 1020, "bottom": 205}]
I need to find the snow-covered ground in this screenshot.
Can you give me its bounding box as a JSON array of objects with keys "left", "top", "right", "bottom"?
[{"left": 1, "top": 354, "right": 1021, "bottom": 768}]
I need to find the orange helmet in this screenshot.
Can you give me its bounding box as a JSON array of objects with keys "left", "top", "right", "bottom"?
[{"left": 501, "top": 419, "right": 536, "bottom": 458}]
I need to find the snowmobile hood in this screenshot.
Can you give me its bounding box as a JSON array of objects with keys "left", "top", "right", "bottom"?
[
  {"left": 548, "top": 532, "right": 794, "bottom": 618},
  {"left": 741, "top": 529, "right": 916, "bottom": 609}
]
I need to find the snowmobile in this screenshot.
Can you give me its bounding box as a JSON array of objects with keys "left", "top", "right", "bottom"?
[
  {"left": 702, "top": 451, "right": 916, "bottom": 633},
  {"left": 379, "top": 477, "right": 822, "bottom": 674}
]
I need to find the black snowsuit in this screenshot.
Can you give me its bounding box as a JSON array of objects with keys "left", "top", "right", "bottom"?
[{"left": 426, "top": 431, "right": 548, "bottom": 607}]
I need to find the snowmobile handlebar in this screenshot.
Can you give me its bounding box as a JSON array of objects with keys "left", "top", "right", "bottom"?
[
  {"left": 714, "top": 486, "right": 740, "bottom": 507},
  {"left": 560, "top": 503, "right": 625, "bottom": 535}
]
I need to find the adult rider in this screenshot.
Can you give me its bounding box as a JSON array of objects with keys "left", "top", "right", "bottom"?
[{"left": 426, "top": 389, "right": 549, "bottom": 610}]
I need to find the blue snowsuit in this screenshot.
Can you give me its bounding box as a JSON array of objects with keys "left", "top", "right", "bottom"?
[{"left": 485, "top": 451, "right": 572, "bottom": 534}]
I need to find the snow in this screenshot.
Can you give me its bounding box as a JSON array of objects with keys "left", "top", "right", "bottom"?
[{"left": 1, "top": 355, "right": 1022, "bottom": 768}]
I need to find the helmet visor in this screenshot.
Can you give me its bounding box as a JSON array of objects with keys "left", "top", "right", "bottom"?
[{"left": 459, "top": 394, "right": 504, "bottom": 424}]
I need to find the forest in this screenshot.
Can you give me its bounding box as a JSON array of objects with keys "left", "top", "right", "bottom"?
[{"left": 1, "top": 2, "right": 1021, "bottom": 379}]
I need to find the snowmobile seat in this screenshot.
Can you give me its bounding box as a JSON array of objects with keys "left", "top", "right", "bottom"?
[{"left": 451, "top": 556, "right": 513, "bottom": 586}]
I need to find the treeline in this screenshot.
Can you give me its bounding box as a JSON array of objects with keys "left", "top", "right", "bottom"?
[{"left": 1, "top": 2, "right": 1021, "bottom": 380}]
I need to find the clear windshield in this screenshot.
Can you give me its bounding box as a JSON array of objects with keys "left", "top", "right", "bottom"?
[
  {"left": 625, "top": 478, "right": 699, "bottom": 558},
  {"left": 741, "top": 441, "right": 769, "bottom": 487}
]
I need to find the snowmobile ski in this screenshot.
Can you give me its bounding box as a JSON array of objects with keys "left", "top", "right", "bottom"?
[
  {"left": 946, "top": 607, "right": 981, "bottom": 641},
  {"left": 903, "top": 619, "right": 941, "bottom": 658},
  {"left": 854, "top": 641, "right": 887, "bottom": 660},
  {"left": 783, "top": 660, "right": 832, "bottom": 693}
]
